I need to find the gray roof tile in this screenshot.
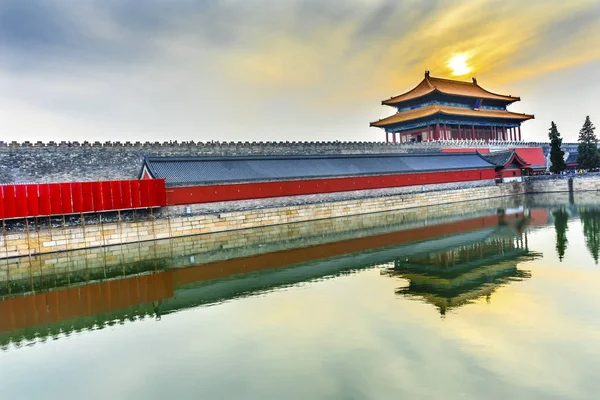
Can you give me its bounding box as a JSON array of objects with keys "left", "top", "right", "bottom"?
[{"left": 142, "top": 153, "right": 495, "bottom": 186}]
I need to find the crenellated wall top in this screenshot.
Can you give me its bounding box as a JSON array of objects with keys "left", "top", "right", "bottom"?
[{"left": 0, "top": 139, "right": 566, "bottom": 149}]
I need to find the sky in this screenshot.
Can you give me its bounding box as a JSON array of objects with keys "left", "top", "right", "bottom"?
[{"left": 0, "top": 0, "right": 599, "bottom": 144}]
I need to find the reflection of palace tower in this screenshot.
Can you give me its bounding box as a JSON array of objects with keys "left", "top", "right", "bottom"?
[{"left": 386, "top": 230, "right": 539, "bottom": 316}]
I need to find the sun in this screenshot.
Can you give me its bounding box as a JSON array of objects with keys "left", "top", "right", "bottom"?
[{"left": 448, "top": 54, "right": 471, "bottom": 76}]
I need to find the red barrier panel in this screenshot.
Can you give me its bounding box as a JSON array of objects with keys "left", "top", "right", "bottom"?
[
  {"left": 3, "top": 185, "right": 16, "bottom": 219},
  {"left": 50, "top": 184, "right": 62, "bottom": 215},
  {"left": 0, "top": 187, "right": 4, "bottom": 219},
  {"left": 26, "top": 184, "right": 39, "bottom": 216},
  {"left": 60, "top": 183, "right": 73, "bottom": 214},
  {"left": 1, "top": 179, "right": 164, "bottom": 219},
  {"left": 147, "top": 180, "right": 158, "bottom": 207},
  {"left": 101, "top": 182, "right": 113, "bottom": 211},
  {"left": 130, "top": 180, "right": 141, "bottom": 209},
  {"left": 155, "top": 179, "right": 167, "bottom": 207},
  {"left": 81, "top": 182, "right": 94, "bottom": 212},
  {"left": 111, "top": 181, "right": 123, "bottom": 210},
  {"left": 92, "top": 182, "right": 104, "bottom": 212},
  {"left": 139, "top": 180, "right": 151, "bottom": 208},
  {"left": 121, "top": 181, "right": 132, "bottom": 209},
  {"left": 71, "top": 182, "right": 83, "bottom": 213},
  {"left": 15, "top": 185, "right": 28, "bottom": 218},
  {"left": 38, "top": 184, "right": 51, "bottom": 216}
]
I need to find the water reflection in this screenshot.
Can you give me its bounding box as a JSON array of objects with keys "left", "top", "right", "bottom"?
[
  {"left": 5, "top": 195, "right": 600, "bottom": 400},
  {"left": 386, "top": 231, "right": 538, "bottom": 316},
  {"left": 0, "top": 200, "right": 549, "bottom": 350},
  {"left": 553, "top": 208, "right": 569, "bottom": 261},
  {"left": 580, "top": 208, "right": 600, "bottom": 264}
]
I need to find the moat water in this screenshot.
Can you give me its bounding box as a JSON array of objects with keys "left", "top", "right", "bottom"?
[{"left": 2, "top": 194, "right": 600, "bottom": 399}]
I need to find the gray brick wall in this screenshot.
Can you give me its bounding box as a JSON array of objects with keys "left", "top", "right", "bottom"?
[{"left": 0, "top": 140, "right": 562, "bottom": 184}]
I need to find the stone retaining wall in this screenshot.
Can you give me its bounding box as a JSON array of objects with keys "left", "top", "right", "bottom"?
[
  {"left": 0, "top": 181, "right": 524, "bottom": 259},
  {"left": 525, "top": 173, "right": 600, "bottom": 193}
]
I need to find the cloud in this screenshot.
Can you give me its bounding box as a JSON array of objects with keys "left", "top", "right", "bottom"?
[{"left": 0, "top": 0, "right": 599, "bottom": 142}]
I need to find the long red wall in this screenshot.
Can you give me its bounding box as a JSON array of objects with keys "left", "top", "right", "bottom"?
[
  {"left": 0, "top": 169, "right": 496, "bottom": 218},
  {"left": 166, "top": 168, "right": 496, "bottom": 206},
  {"left": 0, "top": 179, "right": 166, "bottom": 220}
]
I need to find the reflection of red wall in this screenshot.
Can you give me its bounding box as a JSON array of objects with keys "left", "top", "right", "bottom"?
[
  {"left": 173, "top": 214, "right": 502, "bottom": 286},
  {"left": 0, "top": 272, "right": 173, "bottom": 333},
  {"left": 529, "top": 208, "right": 549, "bottom": 226},
  {"left": 167, "top": 169, "right": 496, "bottom": 206}
]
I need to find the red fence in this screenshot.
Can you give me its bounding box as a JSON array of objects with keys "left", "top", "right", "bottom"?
[
  {"left": 167, "top": 169, "right": 496, "bottom": 205},
  {"left": 0, "top": 179, "right": 166, "bottom": 220}
]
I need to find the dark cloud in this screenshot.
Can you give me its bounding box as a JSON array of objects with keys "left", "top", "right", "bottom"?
[
  {"left": 0, "top": 0, "right": 79, "bottom": 48},
  {"left": 0, "top": 0, "right": 241, "bottom": 71}
]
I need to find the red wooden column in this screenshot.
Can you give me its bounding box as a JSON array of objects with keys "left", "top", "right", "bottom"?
[
  {"left": 502, "top": 126, "right": 507, "bottom": 141},
  {"left": 472, "top": 125, "right": 475, "bottom": 141},
  {"left": 458, "top": 124, "right": 462, "bottom": 140},
  {"left": 427, "top": 125, "right": 431, "bottom": 142},
  {"left": 443, "top": 123, "right": 447, "bottom": 140},
  {"left": 392, "top": 132, "right": 397, "bottom": 143},
  {"left": 435, "top": 122, "right": 440, "bottom": 141},
  {"left": 386, "top": 132, "right": 389, "bottom": 143},
  {"left": 518, "top": 126, "right": 522, "bottom": 141}
]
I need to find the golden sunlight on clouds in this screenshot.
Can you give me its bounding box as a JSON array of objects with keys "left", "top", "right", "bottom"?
[
  {"left": 448, "top": 54, "right": 471, "bottom": 76},
  {"left": 214, "top": 0, "right": 600, "bottom": 113}
]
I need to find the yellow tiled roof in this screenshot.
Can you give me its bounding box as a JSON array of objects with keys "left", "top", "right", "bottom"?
[
  {"left": 370, "top": 105, "right": 534, "bottom": 127},
  {"left": 382, "top": 73, "right": 520, "bottom": 105}
]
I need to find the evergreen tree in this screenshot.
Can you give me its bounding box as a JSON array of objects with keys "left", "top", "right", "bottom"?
[
  {"left": 548, "top": 122, "right": 566, "bottom": 173},
  {"left": 576, "top": 116, "right": 599, "bottom": 170},
  {"left": 581, "top": 208, "right": 600, "bottom": 264},
  {"left": 552, "top": 208, "right": 568, "bottom": 261}
]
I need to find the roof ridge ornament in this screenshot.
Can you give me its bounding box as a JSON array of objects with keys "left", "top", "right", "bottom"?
[
  {"left": 472, "top": 77, "right": 477, "bottom": 85},
  {"left": 425, "top": 70, "right": 430, "bottom": 78}
]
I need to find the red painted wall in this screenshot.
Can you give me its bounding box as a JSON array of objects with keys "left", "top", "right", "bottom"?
[
  {"left": 501, "top": 169, "right": 522, "bottom": 178},
  {"left": 167, "top": 169, "right": 496, "bottom": 206}
]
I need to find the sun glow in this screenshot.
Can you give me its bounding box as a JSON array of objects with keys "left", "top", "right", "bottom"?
[{"left": 448, "top": 54, "right": 471, "bottom": 76}]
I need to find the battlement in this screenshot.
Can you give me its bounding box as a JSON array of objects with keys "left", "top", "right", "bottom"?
[{"left": 0, "top": 140, "right": 562, "bottom": 149}]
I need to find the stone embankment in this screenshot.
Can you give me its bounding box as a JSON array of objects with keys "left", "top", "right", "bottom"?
[{"left": 525, "top": 173, "right": 600, "bottom": 193}]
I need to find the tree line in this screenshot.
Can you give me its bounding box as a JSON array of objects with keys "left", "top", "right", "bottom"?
[{"left": 549, "top": 116, "right": 597, "bottom": 173}]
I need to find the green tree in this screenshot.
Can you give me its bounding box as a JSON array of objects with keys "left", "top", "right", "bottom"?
[
  {"left": 576, "top": 116, "right": 599, "bottom": 170},
  {"left": 552, "top": 208, "right": 568, "bottom": 261},
  {"left": 580, "top": 208, "right": 600, "bottom": 264},
  {"left": 548, "top": 122, "right": 566, "bottom": 173}
]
